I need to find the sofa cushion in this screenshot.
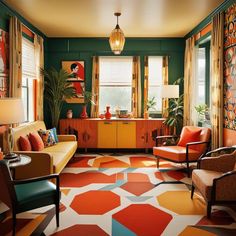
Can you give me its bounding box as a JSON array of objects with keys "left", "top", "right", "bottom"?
[
  {"left": 28, "top": 132, "right": 44, "bottom": 151},
  {"left": 19, "top": 136, "right": 32, "bottom": 151},
  {"left": 177, "top": 127, "right": 201, "bottom": 149},
  {"left": 153, "top": 145, "right": 201, "bottom": 162}
]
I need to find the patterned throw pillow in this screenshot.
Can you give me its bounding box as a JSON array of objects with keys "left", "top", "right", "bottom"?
[
  {"left": 38, "top": 129, "right": 56, "bottom": 147},
  {"left": 28, "top": 132, "right": 44, "bottom": 151},
  {"left": 50, "top": 127, "right": 59, "bottom": 143}
]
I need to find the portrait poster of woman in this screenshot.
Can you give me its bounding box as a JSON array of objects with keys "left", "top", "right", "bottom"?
[{"left": 62, "top": 61, "right": 85, "bottom": 100}]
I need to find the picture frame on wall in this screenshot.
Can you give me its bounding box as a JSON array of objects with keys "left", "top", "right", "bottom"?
[{"left": 62, "top": 60, "right": 85, "bottom": 103}]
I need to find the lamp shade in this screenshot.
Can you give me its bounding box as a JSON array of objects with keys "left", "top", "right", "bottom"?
[
  {"left": 0, "top": 98, "right": 25, "bottom": 125},
  {"left": 160, "top": 85, "right": 179, "bottom": 98}
]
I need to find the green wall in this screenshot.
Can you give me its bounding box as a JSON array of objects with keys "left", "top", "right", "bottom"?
[{"left": 45, "top": 37, "right": 185, "bottom": 127}]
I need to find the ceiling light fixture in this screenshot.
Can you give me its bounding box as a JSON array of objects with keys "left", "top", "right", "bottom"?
[{"left": 109, "top": 12, "right": 125, "bottom": 55}]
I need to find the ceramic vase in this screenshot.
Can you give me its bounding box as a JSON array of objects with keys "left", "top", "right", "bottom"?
[
  {"left": 105, "top": 106, "right": 112, "bottom": 119},
  {"left": 80, "top": 105, "right": 88, "bottom": 119},
  {"left": 67, "top": 109, "right": 73, "bottom": 119}
]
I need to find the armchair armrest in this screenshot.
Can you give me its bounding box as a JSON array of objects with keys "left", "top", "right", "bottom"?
[
  {"left": 213, "top": 170, "right": 236, "bottom": 201},
  {"left": 14, "top": 174, "right": 60, "bottom": 196},
  {"left": 14, "top": 151, "right": 53, "bottom": 179},
  {"left": 205, "top": 147, "right": 236, "bottom": 157},
  {"left": 57, "top": 135, "right": 77, "bottom": 142}
]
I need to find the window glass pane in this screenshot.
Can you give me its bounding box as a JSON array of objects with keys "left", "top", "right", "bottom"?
[
  {"left": 99, "top": 87, "right": 132, "bottom": 113},
  {"left": 148, "top": 86, "right": 162, "bottom": 112},
  {"left": 148, "top": 56, "right": 163, "bottom": 113},
  {"left": 148, "top": 56, "right": 162, "bottom": 86},
  {"left": 99, "top": 57, "right": 132, "bottom": 114},
  {"left": 28, "top": 79, "right": 34, "bottom": 122},
  {"left": 22, "top": 87, "right": 28, "bottom": 122},
  {"left": 196, "top": 48, "right": 206, "bottom": 104}
]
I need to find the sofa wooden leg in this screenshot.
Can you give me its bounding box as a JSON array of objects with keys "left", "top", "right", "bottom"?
[
  {"left": 191, "top": 185, "right": 195, "bottom": 199},
  {"left": 207, "top": 202, "right": 212, "bottom": 218}
]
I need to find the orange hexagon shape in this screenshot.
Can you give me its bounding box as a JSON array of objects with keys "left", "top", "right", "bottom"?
[
  {"left": 157, "top": 191, "right": 206, "bottom": 215},
  {"left": 70, "top": 190, "right": 120, "bottom": 215}
]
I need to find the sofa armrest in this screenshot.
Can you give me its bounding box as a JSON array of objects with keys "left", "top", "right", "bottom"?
[
  {"left": 57, "top": 135, "right": 77, "bottom": 142},
  {"left": 14, "top": 151, "right": 53, "bottom": 179}
]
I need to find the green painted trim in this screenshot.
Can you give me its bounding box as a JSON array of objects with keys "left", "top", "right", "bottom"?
[
  {"left": 0, "top": 0, "right": 46, "bottom": 39},
  {"left": 195, "top": 32, "right": 211, "bottom": 46},
  {"left": 185, "top": 0, "right": 235, "bottom": 39},
  {"left": 22, "top": 32, "right": 34, "bottom": 42}
]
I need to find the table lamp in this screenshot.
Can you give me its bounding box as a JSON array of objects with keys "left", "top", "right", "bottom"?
[
  {"left": 0, "top": 98, "right": 25, "bottom": 159},
  {"left": 160, "top": 85, "right": 179, "bottom": 99}
]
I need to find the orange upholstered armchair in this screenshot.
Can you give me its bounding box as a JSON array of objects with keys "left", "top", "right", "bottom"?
[
  {"left": 191, "top": 147, "right": 236, "bottom": 218},
  {"left": 153, "top": 126, "right": 211, "bottom": 177}
]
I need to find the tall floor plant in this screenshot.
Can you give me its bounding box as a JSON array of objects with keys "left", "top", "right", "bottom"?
[{"left": 42, "top": 68, "right": 76, "bottom": 128}]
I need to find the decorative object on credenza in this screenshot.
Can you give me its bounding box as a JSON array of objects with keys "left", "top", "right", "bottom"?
[
  {"left": 80, "top": 91, "right": 95, "bottom": 119},
  {"left": 67, "top": 109, "right": 73, "bottom": 119},
  {"left": 109, "top": 12, "right": 125, "bottom": 55},
  {"left": 41, "top": 67, "right": 77, "bottom": 129},
  {"left": 105, "top": 106, "right": 112, "bottom": 119},
  {"left": 0, "top": 98, "right": 25, "bottom": 159}
]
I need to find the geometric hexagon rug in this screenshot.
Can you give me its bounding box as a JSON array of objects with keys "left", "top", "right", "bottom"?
[{"left": 1, "top": 153, "right": 236, "bottom": 236}]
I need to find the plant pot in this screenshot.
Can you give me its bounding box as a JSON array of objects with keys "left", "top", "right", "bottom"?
[
  {"left": 80, "top": 105, "right": 88, "bottom": 119},
  {"left": 144, "top": 111, "right": 149, "bottom": 119}
]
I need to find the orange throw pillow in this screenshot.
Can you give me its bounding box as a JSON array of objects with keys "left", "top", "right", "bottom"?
[
  {"left": 177, "top": 128, "right": 201, "bottom": 148},
  {"left": 19, "top": 136, "right": 32, "bottom": 151},
  {"left": 28, "top": 132, "right": 44, "bottom": 151}
]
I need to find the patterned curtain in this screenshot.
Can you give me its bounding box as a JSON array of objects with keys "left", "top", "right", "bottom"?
[
  {"left": 34, "top": 34, "right": 44, "bottom": 121},
  {"left": 210, "top": 12, "right": 224, "bottom": 149},
  {"left": 9, "top": 16, "right": 22, "bottom": 98},
  {"left": 91, "top": 56, "right": 100, "bottom": 118},
  {"left": 183, "top": 36, "right": 195, "bottom": 126},
  {"left": 143, "top": 56, "right": 149, "bottom": 117},
  {"left": 132, "top": 56, "right": 141, "bottom": 118},
  {"left": 162, "top": 56, "right": 169, "bottom": 118}
]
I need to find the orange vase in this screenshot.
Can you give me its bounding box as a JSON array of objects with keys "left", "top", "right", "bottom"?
[
  {"left": 105, "top": 106, "right": 112, "bottom": 119},
  {"left": 80, "top": 105, "right": 88, "bottom": 119}
]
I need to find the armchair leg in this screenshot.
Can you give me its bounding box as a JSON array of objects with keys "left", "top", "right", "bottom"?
[
  {"left": 12, "top": 212, "right": 16, "bottom": 236},
  {"left": 186, "top": 161, "right": 190, "bottom": 178},
  {"left": 55, "top": 202, "right": 59, "bottom": 227},
  {"left": 156, "top": 157, "right": 160, "bottom": 168},
  {"left": 191, "top": 185, "right": 195, "bottom": 199},
  {"left": 207, "top": 202, "right": 212, "bottom": 219}
]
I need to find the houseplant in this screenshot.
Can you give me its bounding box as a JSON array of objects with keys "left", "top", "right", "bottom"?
[
  {"left": 163, "top": 77, "right": 184, "bottom": 135},
  {"left": 80, "top": 91, "right": 95, "bottom": 118},
  {"left": 144, "top": 96, "right": 156, "bottom": 119},
  {"left": 42, "top": 67, "right": 77, "bottom": 128}
]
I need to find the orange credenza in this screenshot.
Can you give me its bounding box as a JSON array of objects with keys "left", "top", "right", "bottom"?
[{"left": 59, "top": 118, "right": 166, "bottom": 150}]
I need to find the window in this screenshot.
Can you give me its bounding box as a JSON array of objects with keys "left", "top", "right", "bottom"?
[
  {"left": 148, "top": 56, "right": 163, "bottom": 113},
  {"left": 195, "top": 41, "right": 211, "bottom": 107},
  {"left": 22, "top": 37, "right": 36, "bottom": 122},
  {"left": 99, "top": 56, "right": 133, "bottom": 114}
]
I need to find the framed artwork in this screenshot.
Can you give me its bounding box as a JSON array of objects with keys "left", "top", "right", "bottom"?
[
  {"left": 0, "top": 29, "right": 9, "bottom": 98},
  {"left": 62, "top": 61, "right": 85, "bottom": 103}
]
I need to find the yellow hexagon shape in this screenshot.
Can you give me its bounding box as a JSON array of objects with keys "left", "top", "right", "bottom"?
[{"left": 157, "top": 191, "right": 206, "bottom": 215}]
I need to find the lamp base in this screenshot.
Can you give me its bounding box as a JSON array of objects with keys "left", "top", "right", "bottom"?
[{"left": 4, "top": 152, "right": 19, "bottom": 160}]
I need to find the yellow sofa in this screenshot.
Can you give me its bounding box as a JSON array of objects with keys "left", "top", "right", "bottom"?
[{"left": 12, "top": 121, "right": 77, "bottom": 179}]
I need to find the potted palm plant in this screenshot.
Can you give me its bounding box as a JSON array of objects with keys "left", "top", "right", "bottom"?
[{"left": 42, "top": 67, "right": 77, "bottom": 128}]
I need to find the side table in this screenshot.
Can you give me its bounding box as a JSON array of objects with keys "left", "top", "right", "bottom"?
[{"left": 7, "top": 155, "right": 31, "bottom": 179}]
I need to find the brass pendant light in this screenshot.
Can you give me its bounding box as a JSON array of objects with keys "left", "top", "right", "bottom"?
[{"left": 109, "top": 12, "right": 125, "bottom": 55}]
